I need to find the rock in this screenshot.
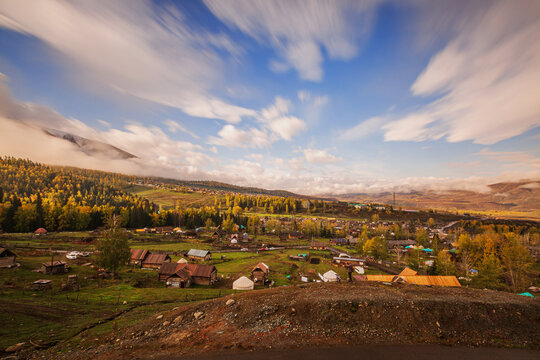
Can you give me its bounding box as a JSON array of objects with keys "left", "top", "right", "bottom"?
[
  {"left": 122, "top": 301, "right": 127, "bottom": 305},
  {"left": 174, "top": 315, "right": 183, "bottom": 323},
  {"left": 162, "top": 321, "right": 170, "bottom": 326},
  {"left": 226, "top": 299, "right": 235, "bottom": 306},
  {"left": 194, "top": 311, "right": 204, "bottom": 320},
  {"left": 5, "top": 342, "right": 25, "bottom": 352},
  {"left": 172, "top": 307, "right": 179, "bottom": 310},
  {"left": 436, "top": 321, "right": 440, "bottom": 327},
  {"left": 156, "top": 315, "right": 164, "bottom": 320}
]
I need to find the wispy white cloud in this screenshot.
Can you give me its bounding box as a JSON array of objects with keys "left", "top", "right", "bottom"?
[
  {"left": 204, "top": 0, "right": 381, "bottom": 81},
  {"left": 382, "top": 0, "right": 540, "bottom": 145},
  {"left": 163, "top": 119, "right": 199, "bottom": 139},
  {"left": 0, "top": 0, "right": 255, "bottom": 123},
  {"left": 341, "top": 116, "right": 385, "bottom": 140}
]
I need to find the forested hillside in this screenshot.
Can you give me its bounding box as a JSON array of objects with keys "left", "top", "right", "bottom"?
[
  {"left": 0, "top": 157, "right": 323, "bottom": 233},
  {"left": 0, "top": 157, "right": 158, "bottom": 232}
]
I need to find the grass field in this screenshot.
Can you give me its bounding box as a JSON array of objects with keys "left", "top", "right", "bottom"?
[
  {"left": 0, "top": 231, "right": 383, "bottom": 351},
  {"left": 126, "top": 185, "right": 223, "bottom": 209}
]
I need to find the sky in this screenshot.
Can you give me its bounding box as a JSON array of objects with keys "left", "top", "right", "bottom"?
[{"left": 0, "top": 0, "right": 539, "bottom": 195}]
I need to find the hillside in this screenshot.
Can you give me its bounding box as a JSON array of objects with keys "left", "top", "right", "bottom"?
[
  {"left": 337, "top": 180, "right": 540, "bottom": 220},
  {"left": 29, "top": 282, "right": 539, "bottom": 359}
]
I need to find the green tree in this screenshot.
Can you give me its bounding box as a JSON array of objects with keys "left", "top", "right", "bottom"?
[
  {"left": 407, "top": 248, "right": 424, "bottom": 271},
  {"left": 434, "top": 250, "right": 456, "bottom": 275},
  {"left": 205, "top": 218, "right": 215, "bottom": 229},
  {"left": 472, "top": 254, "right": 503, "bottom": 290},
  {"left": 415, "top": 227, "right": 429, "bottom": 247},
  {"left": 96, "top": 215, "right": 131, "bottom": 275},
  {"left": 363, "top": 236, "right": 388, "bottom": 260},
  {"left": 501, "top": 234, "right": 533, "bottom": 292}
]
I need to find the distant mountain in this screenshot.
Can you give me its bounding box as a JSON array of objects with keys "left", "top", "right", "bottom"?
[
  {"left": 335, "top": 180, "right": 540, "bottom": 216},
  {"left": 44, "top": 128, "right": 137, "bottom": 160}
]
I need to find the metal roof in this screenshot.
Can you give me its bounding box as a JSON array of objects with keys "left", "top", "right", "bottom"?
[
  {"left": 130, "top": 249, "right": 148, "bottom": 261},
  {"left": 187, "top": 249, "right": 210, "bottom": 258},
  {"left": 364, "top": 274, "right": 461, "bottom": 287}
]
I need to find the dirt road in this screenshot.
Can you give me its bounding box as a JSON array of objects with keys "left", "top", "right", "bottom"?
[{"left": 172, "top": 345, "right": 539, "bottom": 360}]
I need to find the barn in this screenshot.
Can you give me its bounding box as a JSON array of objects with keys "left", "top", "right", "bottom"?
[{"left": 0, "top": 248, "right": 17, "bottom": 268}]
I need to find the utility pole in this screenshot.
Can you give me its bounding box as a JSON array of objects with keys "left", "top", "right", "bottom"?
[{"left": 393, "top": 192, "right": 396, "bottom": 206}]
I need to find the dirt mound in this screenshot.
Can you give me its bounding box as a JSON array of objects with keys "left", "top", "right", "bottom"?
[{"left": 31, "top": 282, "right": 540, "bottom": 359}]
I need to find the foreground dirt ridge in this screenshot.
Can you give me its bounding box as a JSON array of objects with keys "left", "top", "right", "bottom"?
[{"left": 30, "top": 283, "right": 540, "bottom": 359}]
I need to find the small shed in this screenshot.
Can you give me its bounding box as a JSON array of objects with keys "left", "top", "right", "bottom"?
[
  {"left": 40, "top": 261, "right": 69, "bottom": 274},
  {"left": 177, "top": 258, "right": 188, "bottom": 264},
  {"left": 34, "top": 228, "right": 47, "bottom": 236},
  {"left": 233, "top": 276, "right": 254, "bottom": 290},
  {"left": 251, "top": 262, "right": 269, "bottom": 283},
  {"left": 0, "top": 248, "right": 17, "bottom": 268},
  {"left": 32, "top": 279, "right": 52, "bottom": 291},
  {"left": 186, "top": 249, "right": 211, "bottom": 261}
]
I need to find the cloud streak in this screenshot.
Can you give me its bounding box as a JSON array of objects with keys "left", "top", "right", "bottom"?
[
  {"left": 382, "top": 0, "right": 540, "bottom": 145},
  {"left": 204, "top": 0, "right": 381, "bottom": 81},
  {"left": 0, "top": 0, "right": 255, "bottom": 123}
]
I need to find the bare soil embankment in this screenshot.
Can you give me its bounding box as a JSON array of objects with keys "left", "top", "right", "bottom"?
[{"left": 30, "top": 282, "right": 540, "bottom": 359}]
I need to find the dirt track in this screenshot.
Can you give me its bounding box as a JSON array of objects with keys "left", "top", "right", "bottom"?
[
  {"left": 29, "top": 282, "right": 540, "bottom": 360},
  {"left": 174, "top": 345, "right": 539, "bottom": 360}
]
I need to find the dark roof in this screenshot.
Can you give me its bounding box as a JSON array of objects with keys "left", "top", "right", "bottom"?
[
  {"left": 251, "top": 262, "right": 269, "bottom": 274},
  {"left": 130, "top": 249, "right": 149, "bottom": 261},
  {"left": 185, "top": 264, "right": 216, "bottom": 278},
  {"left": 0, "top": 248, "right": 16, "bottom": 257},
  {"left": 142, "top": 253, "right": 170, "bottom": 265},
  {"left": 159, "top": 262, "right": 186, "bottom": 277},
  {"left": 42, "top": 261, "right": 66, "bottom": 267},
  {"left": 168, "top": 268, "right": 191, "bottom": 281}
]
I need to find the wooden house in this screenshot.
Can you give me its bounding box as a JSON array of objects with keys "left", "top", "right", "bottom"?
[
  {"left": 0, "top": 247, "right": 17, "bottom": 268},
  {"left": 130, "top": 249, "right": 149, "bottom": 266},
  {"left": 40, "top": 261, "right": 69, "bottom": 274},
  {"left": 185, "top": 264, "right": 218, "bottom": 285},
  {"left": 158, "top": 262, "right": 217, "bottom": 287},
  {"left": 310, "top": 241, "right": 327, "bottom": 250},
  {"left": 141, "top": 253, "right": 171, "bottom": 269},
  {"left": 251, "top": 262, "right": 269, "bottom": 283},
  {"left": 186, "top": 249, "right": 211, "bottom": 261},
  {"left": 165, "top": 267, "right": 192, "bottom": 288}
]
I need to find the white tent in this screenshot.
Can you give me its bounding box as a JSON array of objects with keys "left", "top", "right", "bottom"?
[
  {"left": 177, "top": 258, "right": 188, "bottom": 264},
  {"left": 233, "top": 276, "right": 254, "bottom": 290},
  {"left": 323, "top": 270, "right": 340, "bottom": 282}
]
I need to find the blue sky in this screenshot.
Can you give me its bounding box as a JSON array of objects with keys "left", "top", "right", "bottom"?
[{"left": 0, "top": 0, "right": 539, "bottom": 194}]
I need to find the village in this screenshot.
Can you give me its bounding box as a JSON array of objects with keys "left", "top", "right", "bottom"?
[{"left": 1, "top": 205, "right": 539, "bottom": 356}]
